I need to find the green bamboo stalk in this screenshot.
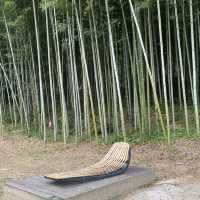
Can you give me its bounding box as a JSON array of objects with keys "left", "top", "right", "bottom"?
[
  {"left": 128, "top": 0, "right": 166, "bottom": 137},
  {"left": 44, "top": 1, "right": 58, "bottom": 141},
  {"left": 157, "top": 0, "right": 170, "bottom": 144},
  {"left": 32, "top": 0, "right": 46, "bottom": 141},
  {"left": 174, "top": 0, "right": 189, "bottom": 134},
  {"left": 105, "top": 0, "right": 126, "bottom": 141},
  {"left": 190, "top": 0, "right": 200, "bottom": 135},
  {"left": 73, "top": 0, "right": 98, "bottom": 142}
]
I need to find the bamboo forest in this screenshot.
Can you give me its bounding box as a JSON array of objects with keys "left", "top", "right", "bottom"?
[{"left": 0, "top": 0, "right": 200, "bottom": 145}]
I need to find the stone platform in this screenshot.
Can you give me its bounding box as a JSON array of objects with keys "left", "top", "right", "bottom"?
[{"left": 4, "top": 166, "right": 156, "bottom": 200}]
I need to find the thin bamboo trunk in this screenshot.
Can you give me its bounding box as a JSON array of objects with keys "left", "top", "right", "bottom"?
[
  {"left": 190, "top": 0, "right": 199, "bottom": 135},
  {"left": 32, "top": 0, "right": 46, "bottom": 141},
  {"left": 157, "top": 0, "right": 170, "bottom": 144},
  {"left": 174, "top": 0, "right": 189, "bottom": 134}
]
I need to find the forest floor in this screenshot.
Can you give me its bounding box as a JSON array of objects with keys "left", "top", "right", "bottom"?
[{"left": 0, "top": 133, "right": 200, "bottom": 199}]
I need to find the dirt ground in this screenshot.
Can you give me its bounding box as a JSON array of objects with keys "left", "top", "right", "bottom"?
[
  {"left": 124, "top": 177, "right": 200, "bottom": 200},
  {"left": 0, "top": 134, "right": 200, "bottom": 199}
]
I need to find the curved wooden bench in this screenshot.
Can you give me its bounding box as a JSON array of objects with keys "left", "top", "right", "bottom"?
[{"left": 45, "top": 142, "right": 131, "bottom": 182}]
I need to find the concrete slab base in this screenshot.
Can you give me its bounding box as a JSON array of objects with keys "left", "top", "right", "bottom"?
[{"left": 3, "top": 166, "right": 156, "bottom": 200}]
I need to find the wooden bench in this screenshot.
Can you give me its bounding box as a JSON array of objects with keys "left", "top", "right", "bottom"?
[{"left": 45, "top": 142, "right": 131, "bottom": 182}]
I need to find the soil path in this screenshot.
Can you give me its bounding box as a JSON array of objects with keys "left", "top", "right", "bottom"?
[
  {"left": 124, "top": 177, "right": 200, "bottom": 200},
  {"left": 0, "top": 134, "right": 200, "bottom": 199}
]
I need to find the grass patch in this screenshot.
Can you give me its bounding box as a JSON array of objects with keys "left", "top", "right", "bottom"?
[{"left": 1, "top": 106, "right": 200, "bottom": 145}]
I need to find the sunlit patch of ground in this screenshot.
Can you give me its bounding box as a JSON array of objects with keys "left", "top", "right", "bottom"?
[{"left": 124, "top": 177, "right": 200, "bottom": 200}]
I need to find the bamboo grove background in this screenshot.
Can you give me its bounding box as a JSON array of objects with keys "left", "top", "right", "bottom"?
[{"left": 0, "top": 0, "right": 200, "bottom": 144}]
